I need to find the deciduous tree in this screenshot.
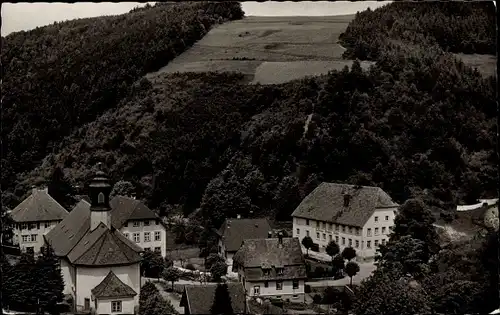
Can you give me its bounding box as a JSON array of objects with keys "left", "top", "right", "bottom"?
[
  {"left": 210, "top": 261, "right": 228, "bottom": 282},
  {"left": 162, "top": 267, "right": 181, "bottom": 291},
  {"left": 325, "top": 241, "right": 340, "bottom": 261},
  {"left": 344, "top": 261, "right": 360, "bottom": 286},
  {"left": 341, "top": 247, "right": 357, "bottom": 261},
  {"left": 301, "top": 236, "right": 314, "bottom": 256}
]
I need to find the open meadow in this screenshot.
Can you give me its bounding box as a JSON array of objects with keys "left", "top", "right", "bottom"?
[{"left": 146, "top": 15, "right": 375, "bottom": 84}]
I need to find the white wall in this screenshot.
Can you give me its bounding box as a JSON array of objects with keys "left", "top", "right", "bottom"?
[
  {"left": 75, "top": 264, "right": 140, "bottom": 311},
  {"left": 13, "top": 220, "right": 61, "bottom": 254},
  {"left": 121, "top": 219, "right": 167, "bottom": 257},
  {"left": 60, "top": 258, "right": 76, "bottom": 296},
  {"left": 90, "top": 211, "right": 111, "bottom": 231},
  {"left": 293, "top": 208, "right": 397, "bottom": 259},
  {"left": 244, "top": 278, "right": 305, "bottom": 303},
  {"left": 96, "top": 297, "right": 135, "bottom": 315}
]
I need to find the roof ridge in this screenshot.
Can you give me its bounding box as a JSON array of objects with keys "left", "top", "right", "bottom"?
[
  {"left": 65, "top": 224, "right": 91, "bottom": 258},
  {"left": 112, "top": 230, "right": 139, "bottom": 260},
  {"left": 92, "top": 229, "right": 109, "bottom": 265}
]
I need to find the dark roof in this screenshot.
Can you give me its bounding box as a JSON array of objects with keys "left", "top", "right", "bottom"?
[
  {"left": 218, "top": 218, "right": 272, "bottom": 252},
  {"left": 109, "top": 196, "right": 159, "bottom": 229},
  {"left": 291, "top": 182, "right": 398, "bottom": 227},
  {"left": 181, "top": 283, "right": 246, "bottom": 315},
  {"left": 76, "top": 195, "right": 91, "bottom": 203},
  {"left": 11, "top": 188, "right": 69, "bottom": 222},
  {"left": 44, "top": 200, "right": 143, "bottom": 266},
  {"left": 91, "top": 271, "right": 137, "bottom": 298},
  {"left": 232, "top": 237, "right": 307, "bottom": 281}
]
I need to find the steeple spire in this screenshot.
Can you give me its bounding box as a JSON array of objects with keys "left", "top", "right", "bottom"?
[{"left": 89, "top": 162, "right": 113, "bottom": 230}]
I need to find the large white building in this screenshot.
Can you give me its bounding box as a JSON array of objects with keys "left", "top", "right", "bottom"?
[
  {"left": 291, "top": 183, "right": 399, "bottom": 260},
  {"left": 10, "top": 187, "right": 69, "bottom": 255},
  {"left": 45, "top": 164, "right": 143, "bottom": 314},
  {"left": 232, "top": 234, "right": 307, "bottom": 303}
]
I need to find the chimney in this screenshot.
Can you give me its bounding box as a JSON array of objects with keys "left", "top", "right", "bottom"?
[
  {"left": 343, "top": 194, "right": 351, "bottom": 207},
  {"left": 267, "top": 231, "right": 273, "bottom": 238},
  {"left": 278, "top": 231, "right": 283, "bottom": 247},
  {"left": 237, "top": 214, "right": 241, "bottom": 219}
]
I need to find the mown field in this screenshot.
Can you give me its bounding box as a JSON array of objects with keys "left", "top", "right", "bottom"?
[{"left": 146, "top": 14, "right": 374, "bottom": 84}]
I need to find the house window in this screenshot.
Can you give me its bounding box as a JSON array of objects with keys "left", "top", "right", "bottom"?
[
  {"left": 296, "top": 228, "right": 300, "bottom": 235},
  {"left": 29, "top": 223, "right": 36, "bottom": 230},
  {"left": 329, "top": 223, "right": 333, "bottom": 230},
  {"left": 124, "top": 233, "right": 129, "bottom": 239},
  {"left": 155, "top": 220, "right": 160, "bottom": 225},
  {"left": 316, "top": 232, "right": 320, "bottom": 239},
  {"left": 385, "top": 216, "right": 389, "bottom": 221},
  {"left": 367, "top": 241, "right": 371, "bottom": 248},
  {"left": 349, "top": 239, "right": 352, "bottom": 247},
  {"left": 355, "top": 240, "right": 359, "bottom": 248},
  {"left": 111, "top": 301, "right": 122, "bottom": 313},
  {"left": 37, "top": 223, "right": 40, "bottom": 230},
  {"left": 154, "top": 231, "right": 161, "bottom": 241},
  {"left": 323, "top": 233, "right": 326, "bottom": 240},
  {"left": 144, "top": 232, "right": 151, "bottom": 242},
  {"left": 21, "top": 223, "right": 28, "bottom": 230},
  {"left": 382, "top": 239, "right": 386, "bottom": 245},
  {"left": 264, "top": 281, "right": 269, "bottom": 288},
  {"left": 375, "top": 240, "right": 379, "bottom": 247},
  {"left": 293, "top": 295, "right": 299, "bottom": 299},
  {"left": 144, "top": 247, "right": 150, "bottom": 251},
  {"left": 367, "top": 228, "right": 372, "bottom": 237},
  {"left": 31, "top": 234, "right": 37, "bottom": 242},
  {"left": 306, "top": 219, "right": 310, "bottom": 226},
  {"left": 382, "top": 227, "right": 387, "bottom": 234},
  {"left": 276, "top": 268, "right": 284, "bottom": 275},
  {"left": 253, "top": 286, "right": 260, "bottom": 296},
  {"left": 306, "top": 231, "right": 310, "bottom": 237},
  {"left": 342, "top": 237, "right": 345, "bottom": 245},
  {"left": 335, "top": 225, "right": 339, "bottom": 232},
  {"left": 316, "top": 221, "right": 320, "bottom": 228},
  {"left": 263, "top": 268, "right": 270, "bottom": 276},
  {"left": 342, "top": 226, "right": 345, "bottom": 233},
  {"left": 322, "top": 222, "right": 325, "bottom": 229},
  {"left": 154, "top": 247, "right": 161, "bottom": 252},
  {"left": 133, "top": 221, "right": 140, "bottom": 227},
  {"left": 335, "top": 236, "right": 339, "bottom": 243},
  {"left": 347, "top": 226, "right": 351, "bottom": 234},
  {"left": 276, "top": 281, "right": 283, "bottom": 290},
  {"left": 144, "top": 220, "right": 150, "bottom": 226},
  {"left": 329, "top": 234, "right": 332, "bottom": 241},
  {"left": 22, "top": 235, "right": 30, "bottom": 243},
  {"left": 374, "top": 216, "right": 379, "bottom": 222},
  {"left": 375, "top": 228, "right": 379, "bottom": 235},
  {"left": 293, "top": 280, "right": 299, "bottom": 289},
  {"left": 45, "top": 222, "right": 51, "bottom": 228},
  {"left": 133, "top": 233, "right": 140, "bottom": 243},
  {"left": 98, "top": 192, "right": 105, "bottom": 204}
]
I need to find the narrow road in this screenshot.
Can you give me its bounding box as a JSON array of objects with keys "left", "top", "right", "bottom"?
[{"left": 154, "top": 282, "right": 184, "bottom": 314}]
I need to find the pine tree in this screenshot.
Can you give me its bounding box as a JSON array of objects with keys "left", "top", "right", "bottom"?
[
  {"left": 35, "top": 245, "right": 64, "bottom": 314},
  {"left": 210, "top": 283, "right": 234, "bottom": 315}
]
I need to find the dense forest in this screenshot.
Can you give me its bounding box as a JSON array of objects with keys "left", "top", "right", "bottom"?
[
  {"left": 339, "top": 2, "right": 496, "bottom": 60},
  {"left": 0, "top": 1, "right": 244, "bottom": 196},
  {"left": 1, "top": 2, "right": 497, "bottom": 233}
]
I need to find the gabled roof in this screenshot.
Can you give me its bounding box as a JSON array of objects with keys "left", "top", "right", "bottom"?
[
  {"left": 181, "top": 283, "right": 246, "bottom": 315},
  {"left": 291, "top": 182, "right": 398, "bottom": 227},
  {"left": 11, "top": 188, "right": 69, "bottom": 223},
  {"left": 44, "top": 199, "right": 143, "bottom": 266},
  {"left": 91, "top": 271, "right": 137, "bottom": 298},
  {"left": 109, "top": 196, "right": 159, "bottom": 229},
  {"left": 232, "top": 237, "right": 307, "bottom": 281},
  {"left": 218, "top": 218, "right": 272, "bottom": 252}
]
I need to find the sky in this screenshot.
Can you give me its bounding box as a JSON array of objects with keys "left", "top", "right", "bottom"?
[{"left": 1, "top": 1, "right": 391, "bottom": 36}]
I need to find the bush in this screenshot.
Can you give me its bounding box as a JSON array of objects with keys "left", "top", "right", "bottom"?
[
  {"left": 311, "top": 243, "right": 320, "bottom": 252},
  {"left": 305, "top": 285, "right": 311, "bottom": 293},
  {"left": 315, "top": 266, "right": 325, "bottom": 278},
  {"left": 313, "top": 294, "right": 322, "bottom": 304},
  {"left": 185, "top": 263, "right": 196, "bottom": 271}
]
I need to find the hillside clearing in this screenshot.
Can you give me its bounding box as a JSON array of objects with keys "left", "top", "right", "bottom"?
[
  {"left": 453, "top": 53, "right": 497, "bottom": 78},
  {"left": 147, "top": 15, "right": 371, "bottom": 84}
]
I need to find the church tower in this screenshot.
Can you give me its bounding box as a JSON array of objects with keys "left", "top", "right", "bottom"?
[{"left": 89, "top": 162, "right": 113, "bottom": 231}]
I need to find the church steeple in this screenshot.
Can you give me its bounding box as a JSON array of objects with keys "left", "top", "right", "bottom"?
[{"left": 89, "top": 162, "right": 113, "bottom": 231}]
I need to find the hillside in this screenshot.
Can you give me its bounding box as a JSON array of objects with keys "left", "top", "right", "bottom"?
[
  {"left": 2, "top": 2, "right": 497, "bottom": 233},
  {"left": 146, "top": 14, "right": 375, "bottom": 84},
  {"left": 0, "top": 1, "right": 244, "bottom": 195}
]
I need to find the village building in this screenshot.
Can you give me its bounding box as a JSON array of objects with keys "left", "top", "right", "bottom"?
[
  {"left": 44, "top": 164, "right": 143, "bottom": 314},
  {"left": 232, "top": 233, "right": 307, "bottom": 302},
  {"left": 180, "top": 283, "right": 246, "bottom": 315},
  {"left": 10, "top": 186, "right": 69, "bottom": 255},
  {"left": 216, "top": 217, "right": 272, "bottom": 266},
  {"left": 291, "top": 182, "right": 399, "bottom": 259}
]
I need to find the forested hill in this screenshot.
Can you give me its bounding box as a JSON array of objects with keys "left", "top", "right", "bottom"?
[
  {"left": 0, "top": 1, "right": 244, "bottom": 194},
  {"left": 339, "top": 2, "right": 496, "bottom": 60},
  {"left": 2, "top": 2, "right": 497, "bottom": 234}
]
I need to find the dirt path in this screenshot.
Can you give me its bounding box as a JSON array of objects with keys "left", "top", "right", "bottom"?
[{"left": 154, "top": 282, "right": 184, "bottom": 314}]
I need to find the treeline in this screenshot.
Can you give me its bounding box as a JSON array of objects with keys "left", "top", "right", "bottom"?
[
  {"left": 339, "top": 2, "right": 496, "bottom": 60},
  {"left": 0, "top": 1, "right": 244, "bottom": 194},
  {"left": 13, "top": 49, "right": 496, "bottom": 228}
]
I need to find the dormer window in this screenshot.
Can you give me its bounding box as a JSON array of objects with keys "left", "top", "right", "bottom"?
[
  {"left": 276, "top": 267, "right": 284, "bottom": 275},
  {"left": 263, "top": 268, "right": 271, "bottom": 276},
  {"left": 98, "top": 192, "right": 105, "bottom": 204}
]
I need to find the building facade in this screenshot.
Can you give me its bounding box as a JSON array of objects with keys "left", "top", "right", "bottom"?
[
  {"left": 232, "top": 235, "right": 307, "bottom": 302},
  {"left": 292, "top": 183, "right": 399, "bottom": 260},
  {"left": 45, "top": 164, "right": 143, "bottom": 314},
  {"left": 10, "top": 187, "right": 69, "bottom": 255}
]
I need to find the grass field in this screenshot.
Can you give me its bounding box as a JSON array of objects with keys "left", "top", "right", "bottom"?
[{"left": 147, "top": 15, "right": 375, "bottom": 85}]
